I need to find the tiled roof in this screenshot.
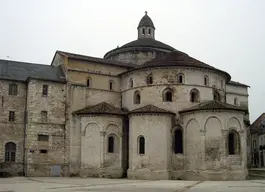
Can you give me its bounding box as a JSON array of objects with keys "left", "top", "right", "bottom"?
[
  {"left": 128, "top": 104, "right": 175, "bottom": 115},
  {"left": 0, "top": 59, "right": 66, "bottom": 83},
  {"left": 228, "top": 80, "right": 250, "bottom": 88},
  {"left": 57, "top": 51, "right": 136, "bottom": 68},
  {"left": 119, "top": 51, "right": 231, "bottom": 81},
  {"left": 179, "top": 100, "right": 248, "bottom": 113},
  {"left": 73, "top": 102, "right": 125, "bottom": 116},
  {"left": 250, "top": 113, "right": 265, "bottom": 133}
]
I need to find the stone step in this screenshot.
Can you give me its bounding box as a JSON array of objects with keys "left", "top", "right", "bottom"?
[{"left": 249, "top": 169, "right": 265, "bottom": 179}]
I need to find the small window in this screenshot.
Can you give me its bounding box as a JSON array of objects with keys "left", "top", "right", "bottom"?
[
  {"left": 42, "top": 85, "right": 48, "bottom": 96},
  {"left": 108, "top": 136, "right": 114, "bottom": 153},
  {"left": 204, "top": 76, "right": 209, "bottom": 86},
  {"left": 221, "top": 80, "right": 224, "bottom": 89},
  {"left": 147, "top": 74, "right": 153, "bottom": 84},
  {"left": 190, "top": 88, "right": 200, "bottom": 103},
  {"left": 174, "top": 129, "right": 183, "bottom": 154},
  {"left": 163, "top": 88, "right": 173, "bottom": 102},
  {"left": 109, "top": 81, "right": 114, "bottom": 90},
  {"left": 129, "top": 78, "right": 133, "bottom": 88},
  {"left": 40, "top": 149, "right": 48, "bottom": 153},
  {"left": 148, "top": 28, "right": 151, "bottom": 35},
  {"left": 5, "top": 142, "right": 16, "bottom": 162},
  {"left": 177, "top": 74, "right": 184, "bottom": 84},
  {"left": 142, "top": 28, "right": 145, "bottom": 35},
  {"left": 234, "top": 97, "right": 238, "bottom": 106},
  {"left": 41, "top": 111, "right": 47, "bottom": 122},
  {"left": 9, "top": 111, "right": 15, "bottom": 122},
  {"left": 139, "top": 136, "right": 145, "bottom": 154},
  {"left": 86, "top": 78, "right": 91, "bottom": 87},
  {"left": 38, "top": 134, "right": 49, "bottom": 141},
  {"left": 9, "top": 84, "right": 18, "bottom": 95},
  {"left": 134, "top": 91, "right": 141, "bottom": 104}
]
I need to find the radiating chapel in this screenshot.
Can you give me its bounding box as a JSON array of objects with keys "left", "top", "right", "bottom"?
[{"left": 0, "top": 12, "right": 250, "bottom": 180}]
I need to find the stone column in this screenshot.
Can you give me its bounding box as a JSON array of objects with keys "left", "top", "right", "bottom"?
[{"left": 100, "top": 131, "right": 106, "bottom": 168}]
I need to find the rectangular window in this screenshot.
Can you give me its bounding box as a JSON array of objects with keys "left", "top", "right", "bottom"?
[
  {"left": 42, "top": 85, "right": 48, "bottom": 96},
  {"left": 10, "top": 152, "right": 15, "bottom": 162},
  {"left": 9, "top": 84, "right": 18, "bottom": 95},
  {"left": 9, "top": 111, "right": 15, "bottom": 121},
  {"left": 38, "top": 134, "right": 49, "bottom": 141},
  {"left": 41, "top": 111, "right": 47, "bottom": 122},
  {"left": 253, "top": 140, "right": 256, "bottom": 149}
]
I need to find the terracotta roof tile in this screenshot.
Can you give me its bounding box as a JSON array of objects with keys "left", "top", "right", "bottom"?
[
  {"left": 73, "top": 102, "right": 125, "bottom": 116},
  {"left": 179, "top": 100, "right": 248, "bottom": 113},
  {"left": 128, "top": 104, "right": 175, "bottom": 115}
]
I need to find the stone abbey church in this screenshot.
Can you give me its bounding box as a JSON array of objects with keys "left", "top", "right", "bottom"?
[{"left": 0, "top": 12, "right": 251, "bottom": 180}]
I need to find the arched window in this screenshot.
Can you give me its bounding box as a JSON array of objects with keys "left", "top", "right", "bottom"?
[
  {"left": 213, "top": 90, "right": 221, "bottom": 101},
  {"left": 147, "top": 74, "right": 153, "bottom": 84},
  {"left": 234, "top": 97, "right": 238, "bottom": 105},
  {"left": 204, "top": 76, "right": 209, "bottom": 86},
  {"left": 228, "top": 131, "right": 240, "bottom": 155},
  {"left": 190, "top": 88, "right": 200, "bottom": 103},
  {"left": 109, "top": 81, "right": 114, "bottom": 90},
  {"left": 177, "top": 74, "right": 184, "bottom": 84},
  {"left": 86, "top": 78, "right": 91, "bottom": 87},
  {"left": 174, "top": 129, "right": 183, "bottom": 154},
  {"left": 148, "top": 28, "right": 151, "bottom": 35},
  {"left": 134, "top": 91, "right": 141, "bottom": 104},
  {"left": 138, "top": 136, "right": 145, "bottom": 154},
  {"left": 129, "top": 78, "right": 133, "bottom": 88},
  {"left": 163, "top": 88, "right": 173, "bottom": 102},
  {"left": 108, "top": 136, "right": 114, "bottom": 153},
  {"left": 5, "top": 142, "right": 16, "bottom": 162},
  {"left": 142, "top": 28, "right": 145, "bottom": 35}
]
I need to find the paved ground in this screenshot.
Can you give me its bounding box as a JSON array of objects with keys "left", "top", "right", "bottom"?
[{"left": 0, "top": 177, "right": 265, "bottom": 192}]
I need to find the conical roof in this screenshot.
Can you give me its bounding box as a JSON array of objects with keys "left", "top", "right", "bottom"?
[{"left": 137, "top": 11, "right": 155, "bottom": 29}]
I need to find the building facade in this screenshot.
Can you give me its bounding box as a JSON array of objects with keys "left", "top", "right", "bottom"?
[
  {"left": 250, "top": 113, "right": 265, "bottom": 168},
  {"left": 0, "top": 12, "right": 250, "bottom": 180}
]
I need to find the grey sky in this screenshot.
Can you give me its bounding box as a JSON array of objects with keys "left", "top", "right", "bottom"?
[{"left": 1, "top": 0, "right": 264, "bottom": 122}]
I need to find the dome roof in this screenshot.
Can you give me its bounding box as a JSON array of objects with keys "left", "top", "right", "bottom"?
[{"left": 138, "top": 11, "right": 155, "bottom": 29}]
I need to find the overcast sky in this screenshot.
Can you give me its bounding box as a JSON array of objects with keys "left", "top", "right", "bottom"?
[{"left": 1, "top": 0, "right": 264, "bottom": 122}]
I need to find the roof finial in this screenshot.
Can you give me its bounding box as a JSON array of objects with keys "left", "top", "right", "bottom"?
[{"left": 145, "top": 11, "right": 148, "bottom": 15}]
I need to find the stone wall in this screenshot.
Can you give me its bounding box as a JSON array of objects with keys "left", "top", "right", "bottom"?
[
  {"left": 0, "top": 80, "right": 26, "bottom": 176},
  {"left": 127, "top": 114, "right": 172, "bottom": 180},
  {"left": 180, "top": 110, "right": 248, "bottom": 180},
  {"left": 25, "top": 79, "right": 66, "bottom": 177},
  {"left": 105, "top": 50, "right": 168, "bottom": 65},
  {"left": 121, "top": 67, "right": 226, "bottom": 113},
  {"left": 72, "top": 115, "right": 123, "bottom": 178}
]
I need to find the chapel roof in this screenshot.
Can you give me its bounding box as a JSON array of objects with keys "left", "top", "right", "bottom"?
[
  {"left": 73, "top": 102, "right": 125, "bottom": 116},
  {"left": 128, "top": 104, "right": 175, "bottom": 115},
  {"left": 179, "top": 100, "right": 248, "bottom": 114},
  {"left": 0, "top": 59, "right": 66, "bottom": 83},
  {"left": 137, "top": 11, "right": 155, "bottom": 29}
]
